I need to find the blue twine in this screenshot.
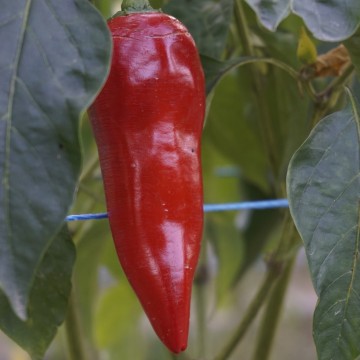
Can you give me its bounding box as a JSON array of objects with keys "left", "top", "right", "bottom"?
[{"left": 66, "top": 199, "right": 289, "bottom": 222}]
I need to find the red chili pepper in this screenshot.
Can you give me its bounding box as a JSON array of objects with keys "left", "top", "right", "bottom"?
[{"left": 88, "top": 5, "right": 205, "bottom": 353}]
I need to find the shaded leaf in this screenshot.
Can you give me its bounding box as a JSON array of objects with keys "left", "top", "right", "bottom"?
[
  {"left": 245, "top": 0, "right": 290, "bottom": 31},
  {"left": 163, "top": 0, "right": 234, "bottom": 59},
  {"left": 204, "top": 73, "right": 269, "bottom": 191},
  {"left": 287, "top": 94, "right": 360, "bottom": 359},
  {"left": 249, "top": 26, "right": 310, "bottom": 179},
  {"left": 0, "top": 226, "right": 75, "bottom": 360},
  {"left": 0, "top": 0, "right": 111, "bottom": 318}
]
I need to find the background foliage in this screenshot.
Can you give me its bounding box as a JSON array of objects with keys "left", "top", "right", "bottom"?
[{"left": 1, "top": 0, "right": 360, "bottom": 359}]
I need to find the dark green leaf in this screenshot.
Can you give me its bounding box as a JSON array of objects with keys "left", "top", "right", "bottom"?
[
  {"left": 0, "top": 226, "right": 75, "bottom": 360},
  {"left": 245, "top": 0, "right": 290, "bottom": 31},
  {"left": 0, "top": 0, "right": 111, "bottom": 318},
  {"left": 163, "top": 0, "right": 234, "bottom": 59},
  {"left": 287, "top": 94, "right": 360, "bottom": 359}
]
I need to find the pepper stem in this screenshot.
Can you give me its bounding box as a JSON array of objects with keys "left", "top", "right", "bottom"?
[{"left": 121, "top": 0, "right": 153, "bottom": 12}]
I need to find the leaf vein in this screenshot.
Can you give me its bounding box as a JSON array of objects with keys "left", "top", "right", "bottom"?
[
  {"left": 2, "top": 0, "right": 33, "bottom": 305},
  {"left": 294, "top": 116, "right": 353, "bottom": 214}
]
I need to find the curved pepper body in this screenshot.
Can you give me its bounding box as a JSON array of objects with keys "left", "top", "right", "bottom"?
[{"left": 89, "top": 12, "right": 205, "bottom": 353}]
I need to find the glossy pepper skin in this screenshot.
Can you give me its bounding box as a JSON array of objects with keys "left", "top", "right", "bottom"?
[{"left": 88, "top": 11, "right": 205, "bottom": 353}]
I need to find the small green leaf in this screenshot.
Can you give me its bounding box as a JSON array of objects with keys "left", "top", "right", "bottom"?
[
  {"left": 287, "top": 93, "right": 360, "bottom": 359},
  {"left": 0, "top": 226, "right": 75, "bottom": 360},
  {"left": 163, "top": 0, "right": 234, "bottom": 59},
  {"left": 0, "top": 0, "right": 111, "bottom": 318},
  {"left": 297, "top": 27, "right": 317, "bottom": 65}
]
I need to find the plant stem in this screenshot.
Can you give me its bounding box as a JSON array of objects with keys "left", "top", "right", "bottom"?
[
  {"left": 234, "top": 0, "right": 254, "bottom": 56},
  {"left": 65, "top": 289, "right": 87, "bottom": 360},
  {"left": 319, "top": 63, "right": 355, "bottom": 101},
  {"left": 234, "top": 0, "right": 280, "bottom": 187},
  {"left": 311, "top": 64, "right": 355, "bottom": 126},
  {"left": 79, "top": 153, "right": 100, "bottom": 183},
  {"left": 214, "top": 212, "right": 299, "bottom": 360},
  {"left": 121, "top": 0, "right": 152, "bottom": 11},
  {"left": 214, "top": 269, "right": 279, "bottom": 360},
  {"left": 195, "top": 277, "right": 207, "bottom": 357},
  {"left": 251, "top": 252, "right": 296, "bottom": 360}
]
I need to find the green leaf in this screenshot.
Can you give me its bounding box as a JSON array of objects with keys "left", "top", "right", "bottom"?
[
  {"left": 94, "top": 282, "right": 141, "bottom": 349},
  {"left": 293, "top": 0, "right": 360, "bottom": 42},
  {"left": 287, "top": 95, "right": 360, "bottom": 359},
  {"left": 163, "top": 0, "right": 234, "bottom": 59},
  {"left": 0, "top": 226, "right": 75, "bottom": 360},
  {"left": 0, "top": 0, "right": 111, "bottom": 318},
  {"left": 245, "top": 0, "right": 290, "bottom": 31}
]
